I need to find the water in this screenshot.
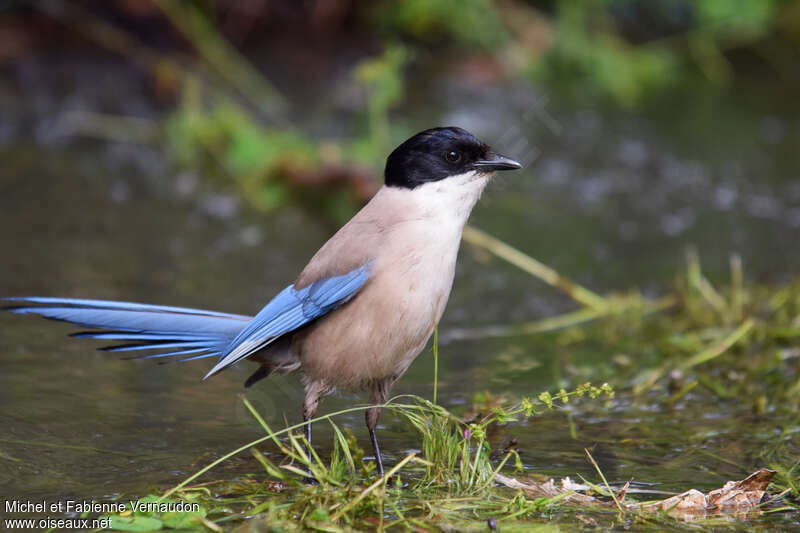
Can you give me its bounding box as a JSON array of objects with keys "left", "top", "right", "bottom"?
[{"left": 1, "top": 67, "right": 799, "bottom": 527}]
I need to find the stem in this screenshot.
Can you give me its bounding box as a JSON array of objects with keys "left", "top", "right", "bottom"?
[
  {"left": 462, "top": 225, "right": 607, "bottom": 310},
  {"left": 680, "top": 318, "right": 755, "bottom": 369},
  {"left": 585, "top": 448, "right": 624, "bottom": 513},
  {"left": 433, "top": 325, "right": 439, "bottom": 405}
]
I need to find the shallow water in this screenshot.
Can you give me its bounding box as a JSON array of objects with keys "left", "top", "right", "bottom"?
[{"left": 1, "top": 68, "right": 799, "bottom": 528}]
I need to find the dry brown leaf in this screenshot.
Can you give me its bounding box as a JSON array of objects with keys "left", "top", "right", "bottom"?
[
  {"left": 494, "top": 473, "right": 610, "bottom": 507},
  {"left": 639, "top": 488, "right": 707, "bottom": 513},
  {"left": 637, "top": 468, "right": 774, "bottom": 516},
  {"left": 706, "top": 468, "right": 774, "bottom": 510},
  {"left": 494, "top": 468, "right": 776, "bottom": 520}
]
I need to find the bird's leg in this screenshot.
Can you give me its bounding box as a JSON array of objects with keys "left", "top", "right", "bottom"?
[
  {"left": 302, "top": 382, "right": 325, "bottom": 483},
  {"left": 366, "top": 379, "right": 391, "bottom": 478},
  {"left": 304, "top": 413, "right": 312, "bottom": 448},
  {"left": 366, "top": 407, "right": 384, "bottom": 478},
  {"left": 300, "top": 412, "right": 316, "bottom": 483}
]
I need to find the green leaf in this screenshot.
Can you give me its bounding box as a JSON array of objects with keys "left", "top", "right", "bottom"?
[
  {"left": 307, "top": 507, "right": 329, "bottom": 522},
  {"left": 133, "top": 494, "right": 164, "bottom": 505},
  {"left": 161, "top": 507, "right": 207, "bottom": 529},
  {"left": 103, "top": 514, "right": 163, "bottom": 531}
]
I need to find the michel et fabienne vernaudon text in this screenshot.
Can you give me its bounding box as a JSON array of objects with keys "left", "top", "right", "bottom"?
[{"left": 3, "top": 499, "right": 201, "bottom": 529}]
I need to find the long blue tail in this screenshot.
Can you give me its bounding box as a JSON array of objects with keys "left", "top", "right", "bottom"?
[
  {"left": 4, "top": 265, "right": 370, "bottom": 375},
  {"left": 3, "top": 297, "right": 251, "bottom": 362}
]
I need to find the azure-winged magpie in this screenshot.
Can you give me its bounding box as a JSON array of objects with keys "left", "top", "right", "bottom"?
[{"left": 4, "top": 126, "right": 522, "bottom": 477}]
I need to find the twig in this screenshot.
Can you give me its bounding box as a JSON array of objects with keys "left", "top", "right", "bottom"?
[{"left": 462, "top": 225, "right": 607, "bottom": 311}]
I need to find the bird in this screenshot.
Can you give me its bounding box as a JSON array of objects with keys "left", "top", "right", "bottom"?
[{"left": 4, "top": 126, "right": 522, "bottom": 477}]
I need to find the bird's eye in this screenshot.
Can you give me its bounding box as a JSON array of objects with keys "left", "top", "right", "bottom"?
[{"left": 445, "top": 151, "right": 461, "bottom": 163}]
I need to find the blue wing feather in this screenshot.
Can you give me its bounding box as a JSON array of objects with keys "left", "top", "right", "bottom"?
[{"left": 203, "top": 263, "right": 371, "bottom": 379}]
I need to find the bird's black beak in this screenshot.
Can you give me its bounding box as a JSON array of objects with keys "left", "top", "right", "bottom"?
[{"left": 473, "top": 152, "right": 522, "bottom": 172}]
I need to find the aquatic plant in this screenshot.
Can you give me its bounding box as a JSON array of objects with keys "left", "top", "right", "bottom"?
[{"left": 100, "top": 384, "right": 615, "bottom": 531}]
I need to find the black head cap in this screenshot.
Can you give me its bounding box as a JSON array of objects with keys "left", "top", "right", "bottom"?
[{"left": 384, "top": 126, "right": 522, "bottom": 189}]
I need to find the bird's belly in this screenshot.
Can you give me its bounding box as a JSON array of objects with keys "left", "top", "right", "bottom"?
[{"left": 296, "top": 250, "right": 457, "bottom": 391}]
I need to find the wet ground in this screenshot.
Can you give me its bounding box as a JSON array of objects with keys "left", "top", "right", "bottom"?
[{"left": 1, "top": 54, "right": 799, "bottom": 527}]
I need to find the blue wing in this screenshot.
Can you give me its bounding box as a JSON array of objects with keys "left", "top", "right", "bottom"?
[{"left": 203, "top": 263, "right": 371, "bottom": 379}]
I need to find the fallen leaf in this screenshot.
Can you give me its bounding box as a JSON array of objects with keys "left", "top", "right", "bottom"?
[
  {"left": 494, "top": 473, "right": 607, "bottom": 507},
  {"left": 706, "top": 468, "right": 774, "bottom": 510},
  {"left": 494, "top": 468, "right": 777, "bottom": 521},
  {"left": 640, "top": 488, "right": 707, "bottom": 512}
]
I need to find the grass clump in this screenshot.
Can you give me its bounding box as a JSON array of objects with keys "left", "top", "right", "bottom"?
[{"left": 98, "top": 384, "right": 613, "bottom": 531}]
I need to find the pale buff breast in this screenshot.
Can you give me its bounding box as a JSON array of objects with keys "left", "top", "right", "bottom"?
[
  {"left": 292, "top": 174, "right": 489, "bottom": 391},
  {"left": 295, "top": 223, "right": 458, "bottom": 389}
]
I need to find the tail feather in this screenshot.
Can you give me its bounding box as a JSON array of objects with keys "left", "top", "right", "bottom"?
[
  {"left": 4, "top": 297, "right": 245, "bottom": 317},
  {"left": 4, "top": 297, "right": 251, "bottom": 362},
  {"left": 71, "top": 332, "right": 220, "bottom": 341},
  {"left": 101, "top": 341, "right": 214, "bottom": 353},
  {"left": 126, "top": 347, "right": 222, "bottom": 361}
]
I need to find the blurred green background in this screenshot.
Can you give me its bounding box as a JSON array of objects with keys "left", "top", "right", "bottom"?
[{"left": 2, "top": 0, "right": 798, "bottom": 216}]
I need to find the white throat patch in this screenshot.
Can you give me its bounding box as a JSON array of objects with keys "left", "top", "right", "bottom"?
[{"left": 409, "top": 171, "right": 491, "bottom": 222}]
